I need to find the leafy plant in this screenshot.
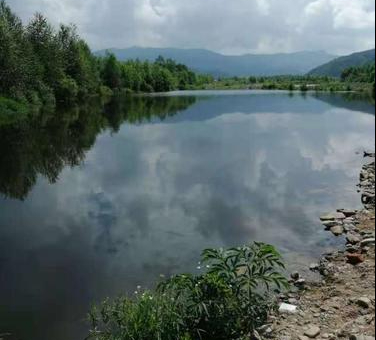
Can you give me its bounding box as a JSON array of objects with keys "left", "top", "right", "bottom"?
[{"left": 88, "top": 243, "right": 289, "bottom": 340}]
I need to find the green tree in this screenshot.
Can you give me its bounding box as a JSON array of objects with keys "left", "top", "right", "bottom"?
[{"left": 101, "top": 53, "right": 122, "bottom": 90}]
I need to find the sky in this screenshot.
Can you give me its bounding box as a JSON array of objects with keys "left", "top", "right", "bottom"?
[{"left": 7, "top": 0, "right": 376, "bottom": 55}]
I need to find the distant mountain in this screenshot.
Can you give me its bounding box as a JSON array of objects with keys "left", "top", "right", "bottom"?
[
  {"left": 308, "top": 49, "right": 375, "bottom": 77},
  {"left": 95, "top": 47, "right": 336, "bottom": 77}
]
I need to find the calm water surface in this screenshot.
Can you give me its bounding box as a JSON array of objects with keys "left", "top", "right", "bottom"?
[{"left": 0, "top": 91, "right": 375, "bottom": 340}]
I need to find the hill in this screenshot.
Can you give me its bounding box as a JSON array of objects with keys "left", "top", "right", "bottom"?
[
  {"left": 95, "top": 47, "right": 336, "bottom": 77},
  {"left": 308, "top": 49, "right": 375, "bottom": 77}
]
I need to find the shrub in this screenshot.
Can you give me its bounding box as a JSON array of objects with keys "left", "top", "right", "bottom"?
[
  {"left": 88, "top": 243, "right": 289, "bottom": 340},
  {"left": 56, "top": 77, "right": 79, "bottom": 102},
  {"left": 38, "top": 83, "right": 56, "bottom": 107},
  {"left": 0, "top": 97, "right": 29, "bottom": 125},
  {"left": 98, "top": 85, "right": 113, "bottom": 98}
]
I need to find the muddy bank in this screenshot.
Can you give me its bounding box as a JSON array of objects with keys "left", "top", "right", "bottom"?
[{"left": 259, "top": 153, "right": 375, "bottom": 340}]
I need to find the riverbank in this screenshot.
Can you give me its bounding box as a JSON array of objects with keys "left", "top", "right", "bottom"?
[{"left": 259, "top": 153, "right": 375, "bottom": 340}]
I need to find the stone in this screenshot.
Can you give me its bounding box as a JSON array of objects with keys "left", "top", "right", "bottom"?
[
  {"left": 252, "top": 330, "right": 262, "bottom": 340},
  {"left": 364, "top": 151, "right": 376, "bottom": 158},
  {"left": 279, "top": 303, "right": 297, "bottom": 314},
  {"left": 360, "top": 238, "right": 375, "bottom": 247},
  {"left": 331, "top": 225, "right": 344, "bottom": 236},
  {"left": 322, "top": 220, "right": 340, "bottom": 228},
  {"left": 320, "top": 212, "right": 346, "bottom": 221},
  {"left": 310, "top": 263, "right": 319, "bottom": 271},
  {"left": 347, "top": 253, "right": 365, "bottom": 265},
  {"left": 291, "top": 271, "right": 300, "bottom": 280},
  {"left": 280, "top": 337, "right": 292, "bottom": 340},
  {"left": 338, "top": 209, "right": 357, "bottom": 217},
  {"left": 346, "top": 233, "right": 362, "bottom": 245},
  {"left": 357, "top": 297, "right": 372, "bottom": 309},
  {"left": 294, "top": 279, "right": 306, "bottom": 287},
  {"left": 304, "top": 325, "right": 321, "bottom": 338},
  {"left": 350, "top": 336, "right": 376, "bottom": 340},
  {"left": 344, "top": 223, "right": 356, "bottom": 232}
]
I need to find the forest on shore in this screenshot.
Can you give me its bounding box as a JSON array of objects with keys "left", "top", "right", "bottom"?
[
  {"left": 1, "top": 0, "right": 374, "bottom": 117},
  {"left": 0, "top": 0, "right": 211, "bottom": 114}
]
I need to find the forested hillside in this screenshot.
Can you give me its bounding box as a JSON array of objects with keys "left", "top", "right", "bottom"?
[
  {"left": 341, "top": 63, "right": 375, "bottom": 84},
  {"left": 309, "top": 49, "right": 375, "bottom": 77}
]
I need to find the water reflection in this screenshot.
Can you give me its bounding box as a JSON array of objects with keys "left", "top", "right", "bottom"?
[
  {"left": 0, "top": 95, "right": 197, "bottom": 200},
  {"left": 0, "top": 91, "right": 374, "bottom": 340}
]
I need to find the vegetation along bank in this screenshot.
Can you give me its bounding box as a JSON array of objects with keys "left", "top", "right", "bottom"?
[
  {"left": 1, "top": 0, "right": 375, "bottom": 119},
  {"left": 0, "top": 0, "right": 210, "bottom": 115}
]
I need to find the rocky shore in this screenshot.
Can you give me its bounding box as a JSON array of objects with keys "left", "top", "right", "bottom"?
[{"left": 258, "top": 153, "right": 375, "bottom": 340}]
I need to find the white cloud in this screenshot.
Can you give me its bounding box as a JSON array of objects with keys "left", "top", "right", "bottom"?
[{"left": 6, "top": 0, "right": 375, "bottom": 54}]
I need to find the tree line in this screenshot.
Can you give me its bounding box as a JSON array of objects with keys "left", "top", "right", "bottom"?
[
  {"left": 0, "top": 1, "right": 210, "bottom": 111},
  {"left": 341, "top": 63, "right": 375, "bottom": 84}
]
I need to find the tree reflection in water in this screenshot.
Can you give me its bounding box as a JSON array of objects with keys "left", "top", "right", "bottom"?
[{"left": 0, "top": 95, "right": 197, "bottom": 200}]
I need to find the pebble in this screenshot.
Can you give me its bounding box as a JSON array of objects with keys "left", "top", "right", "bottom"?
[
  {"left": 279, "top": 303, "right": 298, "bottom": 314},
  {"left": 331, "top": 225, "right": 344, "bottom": 236},
  {"left": 338, "top": 209, "right": 357, "bottom": 217},
  {"left": 346, "top": 233, "right": 362, "bottom": 245},
  {"left": 360, "top": 238, "right": 375, "bottom": 247},
  {"left": 304, "top": 326, "right": 321, "bottom": 338},
  {"left": 291, "top": 271, "right": 300, "bottom": 280},
  {"left": 309, "top": 263, "right": 319, "bottom": 271},
  {"left": 357, "top": 297, "right": 372, "bottom": 309},
  {"left": 320, "top": 212, "right": 346, "bottom": 221},
  {"left": 347, "top": 253, "right": 365, "bottom": 265}
]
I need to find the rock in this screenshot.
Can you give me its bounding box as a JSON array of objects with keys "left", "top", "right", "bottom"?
[
  {"left": 357, "top": 297, "right": 372, "bottom": 309},
  {"left": 360, "top": 238, "right": 375, "bottom": 247},
  {"left": 304, "top": 325, "right": 321, "bottom": 338},
  {"left": 347, "top": 253, "right": 365, "bottom": 265},
  {"left": 279, "top": 303, "right": 297, "bottom": 314},
  {"left": 331, "top": 225, "right": 344, "bottom": 236},
  {"left": 291, "top": 271, "right": 300, "bottom": 280},
  {"left": 320, "top": 212, "right": 346, "bottom": 221},
  {"left": 322, "top": 220, "right": 340, "bottom": 228},
  {"left": 346, "top": 233, "right": 362, "bottom": 245},
  {"left": 280, "top": 337, "right": 292, "bottom": 340},
  {"left": 294, "top": 279, "right": 306, "bottom": 287},
  {"left": 257, "top": 324, "right": 272, "bottom": 334},
  {"left": 350, "top": 336, "right": 376, "bottom": 340},
  {"left": 338, "top": 209, "right": 357, "bottom": 217},
  {"left": 344, "top": 223, "right": 356, "bottom": 232},
  {"left": 364, "top": 151, "right": 376, "bottom": 158},
  {"left": 310, "top": 263, "right": 319, "bottom": 271},
  {"left": 346, "top": 245, "right": 361, "bottom": 253},
  {"left": 252, "top": 330, "right": 262, "bottom": 340}
]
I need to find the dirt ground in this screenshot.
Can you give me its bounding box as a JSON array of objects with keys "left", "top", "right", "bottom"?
[{"left": 265, "top": 158, "right": 375, "bottom": 340}]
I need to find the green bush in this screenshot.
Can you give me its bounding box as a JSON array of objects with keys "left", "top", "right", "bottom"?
[
  {"left": 300, "top": 84, "right": 308, "bottom": 92},
  {"left": 56, "top": 77, "right": 79, "bottom": 102},
  {"left": 38, "top": 83, "right": 56, "bottom": 107},
  {"left": 0, "top": 97, "right": 29, "bottom": 125},
  {"left": 88, "top": 243, "right": 289, "bottom": 340},
  {"left": 98, "top": 85, "right": 113, "bottom": 98}
]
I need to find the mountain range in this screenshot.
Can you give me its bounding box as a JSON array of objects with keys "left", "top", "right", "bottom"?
[
  {"left": 96, "top": 47, "right": 336, "bottom": 77},
  {"left": 96, "top": 47, "right": 376, "bottom": 77},
  {"left": 308, "top": 49, "right": 375, "bottom": 77}
]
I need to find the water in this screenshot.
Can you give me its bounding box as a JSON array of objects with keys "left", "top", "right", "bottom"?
[{"left": 0, "top": 91, "right": 374, "bottom": 340}]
